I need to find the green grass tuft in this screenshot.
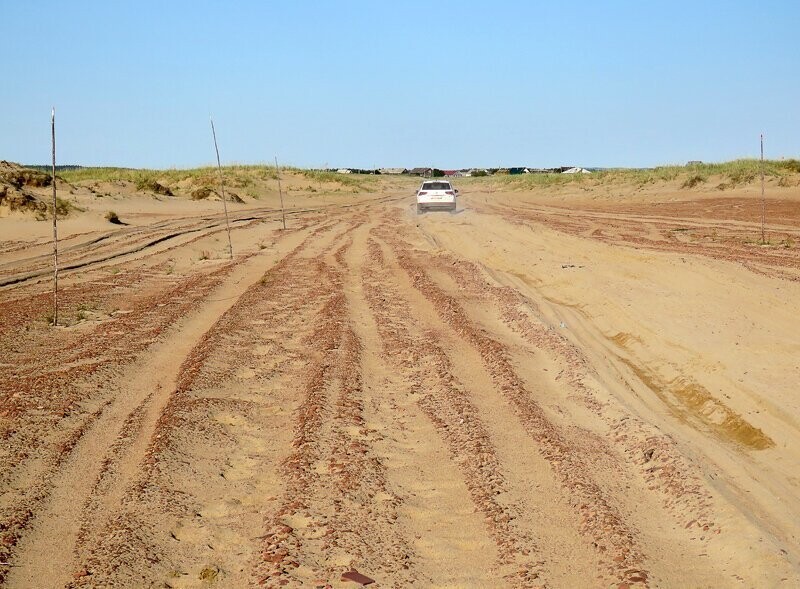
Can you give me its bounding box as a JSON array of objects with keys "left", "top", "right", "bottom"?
[{"left": 682, "top": 174, "right": 707, "bottom": 188}]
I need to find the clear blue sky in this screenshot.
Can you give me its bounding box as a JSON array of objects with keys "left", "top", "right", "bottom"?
[{"left": 2, "top": 1, "right": 798, "bottom": 169}]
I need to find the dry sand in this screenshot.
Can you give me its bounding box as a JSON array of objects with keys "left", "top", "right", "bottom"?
[{"left": 1, "top": 167, "right": 799, "bottom": 588}]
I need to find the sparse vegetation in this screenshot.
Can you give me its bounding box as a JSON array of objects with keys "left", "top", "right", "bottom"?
[
  {"left": 60, "top": 164, "right": 280, "bottom": 190},
  {"left": 681, "top": 159, "right": 800, "bottom": 186},
  {"left": 41, "top": 302, "right": 98, "bottom": 326},
  {"left": 486, "top": 171, "right": 592, "bottom": 189},
  {"left": 459, "top": 158, "right": 800, "bottom": 190},
  {"left": 105, "top": 210, "right": 122, "bottom": 224},
  {"left": 19, "top": 158, "right": 800, "bottom": 201},
  {"left": 198, "top": 566, "right": 219, "bottom": 582},
  {"left": 191, "top": 187, "right": 215, "bottom": 200},
  {"left": 34, "top": 197, "right": 75, "bottom": 221},
  {"left": 297, "top": 169, "right": 374, "bottom": 191},
  {"left": 55, "top": 197, "right": 75, "bottom": 216},
  {"left": 682, "top": 174, "right": 707, "bottom": 188},
  {"left": 2, "top": 185, "right": 47, "bottom": 216},
  {"left": 135, "top": 176, "right": 173, "bottom": 196},
  {"left": 0, "top": 166, "right": 52, "bottom": 188}
]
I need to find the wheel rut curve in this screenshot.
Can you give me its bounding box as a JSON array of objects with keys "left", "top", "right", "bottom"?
[{"left": 3, "top": 229, "right": 314, "bottom": 589}]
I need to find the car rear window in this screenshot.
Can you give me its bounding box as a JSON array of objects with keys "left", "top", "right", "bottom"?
[{"left": 421, "top": 182, "right": 451, "bottom": 190}]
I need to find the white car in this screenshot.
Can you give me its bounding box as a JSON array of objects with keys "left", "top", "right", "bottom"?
[{"left": 416, "top": 180, "right": 458, "bottom": 213}]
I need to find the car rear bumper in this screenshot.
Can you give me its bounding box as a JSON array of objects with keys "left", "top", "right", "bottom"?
[
  {"left": 417, "top": 201, "right": 456, "bottom": 211},
  {"left": 417, "top": 197, "right": 456, "bottom": 207}
]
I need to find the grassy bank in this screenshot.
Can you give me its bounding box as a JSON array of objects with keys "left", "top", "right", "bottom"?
[
  {"left": 48, "top": 158, "right": 800, "bottom": 192},
  {"left": 57, "top": 164, "right": 380, "bottom": 193},
  {"left": 477, "top": 159, "right": 800, "bottom": 190},
  {"left": 58, "top": 164, "right": 279, "bottom": 188}
]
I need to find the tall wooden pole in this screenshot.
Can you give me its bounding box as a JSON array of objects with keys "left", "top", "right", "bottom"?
[
  {"left": 274, "top": 156, "right": 286, "bottom": 230},
  {"left": 210, "top": 117, "right": 233, "bottom": 259},
  {"left": 51, "top": 108, "right": 59, "bottom": 326},
  {"left": 760, "top": 133, "right": 766, "bottom": 244}
]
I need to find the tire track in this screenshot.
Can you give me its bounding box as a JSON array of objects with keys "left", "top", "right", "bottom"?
[
  {"left": 378, "top": 226, "right": 651, "bottom": 587},
  {"left": 340, "top": 222, "right": 503, "bottom": 585},
  {"left": 473, "top": 199, "right": 800, "bottom": 282},
  {"left": 425, "top": 250, "right": 718, "bottom": 533},
  {"left": 0, "top": 213, "right": 263, "bottom": 289},
  {"left": 58, "top": 220, "right": 365, "bottom": 587},
  {"left": 0, "top": 194, "right": 405, "bottom": 290},
  {"left": 4, "top": 222, "right": 318, "bottom": 586},
  {"left": 0, "top": 261, "right": 242, "bottom": 586},
  {"left": 2, "top": 223, "right": 316, "bottom": 588},
  {"left": 361, "top": 236, "right": 545, "bottom": 586},
  {"left": 256, "top": 228, "right": 418, "bottom": 587}
]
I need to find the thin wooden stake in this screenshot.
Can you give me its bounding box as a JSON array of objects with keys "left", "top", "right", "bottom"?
[
  {"left": 210, "top": 117, "right": 234, "bottom": 260},
  {"left": 51, "top": 108, "right": 59, "bottom": 326},
  {"left": 760, "top": 133, "right": 766, "bottom": 244},
  {"left": 274, "top": 156, "right": 286, "bottom": 230}
]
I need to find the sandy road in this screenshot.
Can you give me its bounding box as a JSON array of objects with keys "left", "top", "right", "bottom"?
[{"left": 1, "top": 188, "right": 799, "bottom": 588}]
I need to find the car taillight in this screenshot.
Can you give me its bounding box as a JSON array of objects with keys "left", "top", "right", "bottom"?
[
  {"left": 445, "top": 190, "right": 454, "bottom": 195},
  {"left": 418, "top": 191, "right": 427, "bottom": 195}
]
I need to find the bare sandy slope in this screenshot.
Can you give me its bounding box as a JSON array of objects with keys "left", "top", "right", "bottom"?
[{"left": 1, "top": 173, "right": 799, "bottom": 588}]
